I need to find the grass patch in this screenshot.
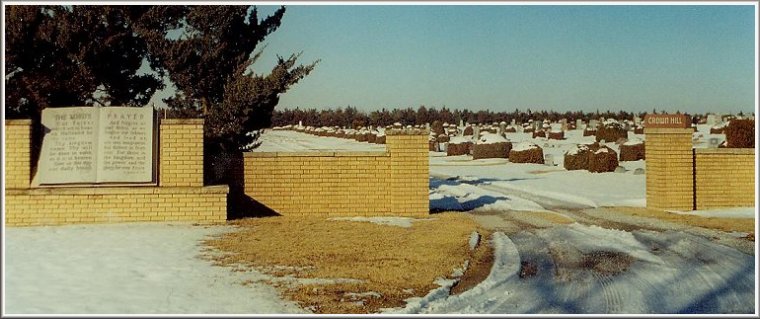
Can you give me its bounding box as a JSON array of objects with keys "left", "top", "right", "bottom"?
[
  {"left": 203, "top": 213, "right": 491, "bottom": 314},
  {"left": 511, "top": 210, "right": 575, "bottom": 226},
  {"left": 614, "top": 207, "right": 755, "bottom": 234}
]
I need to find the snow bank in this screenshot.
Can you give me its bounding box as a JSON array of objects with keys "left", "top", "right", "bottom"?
[{"left": 667, "top": 207, "right": 755, "bottom": 219}]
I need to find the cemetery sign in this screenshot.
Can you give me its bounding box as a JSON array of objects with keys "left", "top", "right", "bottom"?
[
  {"left": 36, "top": 106, "right": 156, "bottom": 185},
  {"left": 643, "top": 114, "right": 691, "bottom": 129}
]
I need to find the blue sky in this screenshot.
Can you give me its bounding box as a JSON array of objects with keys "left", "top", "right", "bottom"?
[{"left": 150, "top": 4, "right": 756, "bottom": 114}]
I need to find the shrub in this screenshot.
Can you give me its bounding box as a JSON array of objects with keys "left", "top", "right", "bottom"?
[
  {"left": 619, "top": 141, "right": 645, "bottom": 161},
  {"left": 509, "top": 142, "right": 544, "bottom": 164},
  {"left": 463, "top": 126, "right": 474, "bottom": 136},
  {"left": 431, "top": 120, "right": 445, "bottom": 135},
  {"left": 437, "top": 134, "right": 450, "bottom": 143},
  {"left": 532, "top": 130, "right": 546, "bottom": 138},
  {"left": 583, "top": 128, "right": 596, "bottom": 136},
  {"left": 448, "top": 137, "right": 473, "bottom": 156},
  {"left": 588, "top": 146, "right": 619, "bottom": 173},
  {"left": 564, "top": 144, "right": 592, "bottom": 170},
  {"left": 709, "top": 125, "right": 726, "bottom": 134},
  {"left": 548, "top": 131, "right": 564, "bottom": 140},
  {"left": 596, "top": 121, "right": 628, "bottom": 143},
  {"left": 472, "top": 134, "right": 511, "bottom": 159},
  {"left": 504, "top": 126, "right": 517, "bottom": 133},
  {"left": 724, "top": 119, "right": 755, "bottom": 148}
]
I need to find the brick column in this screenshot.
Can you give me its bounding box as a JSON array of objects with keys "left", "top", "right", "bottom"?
[
  {"left": 387, "top": 129, "right": 429, "bottom": 217},
  {"left": 4, "top": 120, "right": 32, "bottom": 189},
  {"left": 159, "top": 119, "right": 204, "bottom": 187},
  {"left": 645, "top": 127, "right": 694, "bottom": 210}
]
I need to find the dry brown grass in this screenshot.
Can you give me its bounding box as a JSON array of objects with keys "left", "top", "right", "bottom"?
[
  {"left": 202, "top": 213, "right": 491, "bottom": 314},
  {"left": 614, "top": 207, "right": 755, "bottom": 234},
  {"left": 511, "top": 210, "right": 575, "bottom": 226}
]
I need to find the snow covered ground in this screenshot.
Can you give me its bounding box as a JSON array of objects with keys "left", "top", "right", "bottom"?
[
  {"left": 3, "top": 223, "right": 305, "bottom": 315},
  {"left": 388, "top": 225, "right": 755, "bottom": 314},
  {"left": 430, "top": 128, "right": 647, "bottom": 211},
  {"left": 253, "top": 130, "right": 386, "bottom": 152}
]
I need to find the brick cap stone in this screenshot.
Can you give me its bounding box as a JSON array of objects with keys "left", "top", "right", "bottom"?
[
  {"left": 386, "top": 128, "right": 429, "bottom": 136},
  {"left": 695, "top": 148, "right": 755, "bottom": 155},
  {"left": 643, "top": 127, "right": 693, "bottom": 134},
  {"left": 246, "top": 151, "right": 388, "bottom": 158},
  {"left": 160, "top": 118, "right": 204, "bottom": 125},
  {"left": 6, "top": 185, "right": 228, "bottom": 196},
  {"left": 5, "top": 119, "right": 32, "bottom": 125}
]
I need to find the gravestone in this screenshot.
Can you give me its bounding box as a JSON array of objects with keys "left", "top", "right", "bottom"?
[
  {"left": 559, "top": 119, "right": 567, "bottom": 131},
  {"left": 36, "top": 106, "right": 155, "bottom": 185},
  {"left": 633, "top": 116, "right": 642, "bottom": 126},
  {"left": 706, "top": 114, "right": 718, "bottom": 126},
  {"left": 576, "top": 119, "right": 584, "bottom": 130},
  {"left": 589, "top": 119, "right": 599, "bottom": 130},
  {"left": 544, "top": 154, "right": 554, "bottom": 166},
  {"left": 708, "top": 137, "right": 721, "bottom": 148}
]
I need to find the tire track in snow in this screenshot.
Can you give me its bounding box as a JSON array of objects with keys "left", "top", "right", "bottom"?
[{"left": 592, "top": 272, "right": 622, "bottom": 313}]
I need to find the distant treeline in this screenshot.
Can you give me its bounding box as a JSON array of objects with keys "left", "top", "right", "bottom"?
[{"left": 270, "top": 106, "right": 723, "bottom": 128}]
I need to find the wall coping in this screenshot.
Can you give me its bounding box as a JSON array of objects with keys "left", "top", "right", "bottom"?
[
  {"left": 386, "top": 128, "right": 429, "bottom": 136},
  {"left": 644, "top": 127, "right": 694, "bottom": 134},
  {"left": 160, "top": 118, "right": 204, "bottom": 125},
  {"left": 5, "top": 185, "right": 228, "bottom": 196},
  {"left": 695, "top": 148, "right": 755, "bottom": 155},
  {"left": 245, "top": 151, "right": 389, "bottom": 158},
  {"left": 5, "top": 119, "right": 32, "bottom": 126}
]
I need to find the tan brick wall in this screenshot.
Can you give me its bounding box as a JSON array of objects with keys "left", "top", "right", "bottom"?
[
  {"left": 388, "top": 134, "right": 429, "bottom": 216},
  {"left": 5, "top": 186, "right": 227, "bottom": 226},
  {"left": 695, "top": 148, "right": 755, "bottom": 210},
  {"left": 4, "top": 120, "right": 32, "bottom": 189},
  {"left": 645, "top": 128, "right": 694, "bottom": 210},
  {"left": 159, "top": 119, "right": 204, "bottom": 187},
  {"left": 244, "top": 130, "right": 429, "bottom": 217},
  {"left": 5, "top": 118, "right": 227, "bottom": 226}
]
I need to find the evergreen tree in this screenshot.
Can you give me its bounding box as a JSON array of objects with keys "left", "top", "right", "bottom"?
[
  {"left": 134, "top": 5, "right": 319, "bottom": 151},
  {"left": 5, "top": 5, "right": 163, "bottom": 118}
]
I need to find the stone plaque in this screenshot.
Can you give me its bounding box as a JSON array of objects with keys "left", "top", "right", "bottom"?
[
  {"left": 37, "top": 106, "right": 155, "bottom": 185},
  {"left": 643, "top": 114, "right": 690, "bottom": 128}
]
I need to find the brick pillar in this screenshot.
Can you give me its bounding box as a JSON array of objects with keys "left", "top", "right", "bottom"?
[
  {"left": 4, "top": 120, "right": 32, "bottom": 189},
  {"left": 387, "top": 129, "right": 429, "bottom": 217},
  {"left": 645, "top": 128, "right": 694, "bottom": 210},
  {"left": 159, "top": 119, "right": 204, "bottom": 187}
]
